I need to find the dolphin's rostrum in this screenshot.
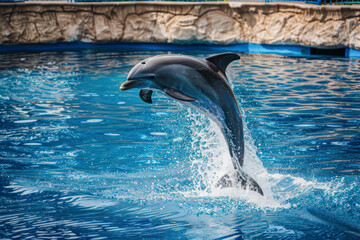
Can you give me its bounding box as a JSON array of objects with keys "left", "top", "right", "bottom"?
[{"left": 120, "top": 53, "right": 263, "bottom": 196}]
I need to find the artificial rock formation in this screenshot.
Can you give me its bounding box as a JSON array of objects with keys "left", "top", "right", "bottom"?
[{"left": 0, "top": 2, "right": 359, "bottom": 49}]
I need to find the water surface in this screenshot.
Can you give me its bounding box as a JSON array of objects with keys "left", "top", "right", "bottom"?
[{"left": 0, "top": 50, "right": 359, "bottom": 239}]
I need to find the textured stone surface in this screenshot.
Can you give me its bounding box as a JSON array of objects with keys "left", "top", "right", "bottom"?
[{"left": 0, "top": 2, "right": 359, "bottom": 49}]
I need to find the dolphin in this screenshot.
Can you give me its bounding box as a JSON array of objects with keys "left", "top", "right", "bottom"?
[{"left": 120, "top": 53, "right": 263, "bottom": 195}]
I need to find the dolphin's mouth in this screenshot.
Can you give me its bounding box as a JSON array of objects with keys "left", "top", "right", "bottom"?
[
  {"left": 120, "top": 80, "right": 140, "bottom": 91},
  {"left": 120, "top": 74, "right": 156, "bottom": 91}
]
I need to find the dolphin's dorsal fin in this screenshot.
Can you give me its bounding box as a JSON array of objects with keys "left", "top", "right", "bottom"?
[
  {"left": 139, "top": 89, "right": 153, "bottom": 104},
  {"left": 164, "top": 88, "right": 196, "bottom": 102},
  {"left": 205, "top": 53, "right": 240, "bottom": 74}
]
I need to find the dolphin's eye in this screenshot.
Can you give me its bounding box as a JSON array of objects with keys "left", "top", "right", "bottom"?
[
  {"left": 141, "top": 61, "right": 146, "bottom": 64},
  {"left": 149, "top": 75, "right": 155, "bottom": 79}
]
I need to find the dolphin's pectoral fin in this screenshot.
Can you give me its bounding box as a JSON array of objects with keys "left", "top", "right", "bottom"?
[
  {"left": 216, "top": 171, "right": 264, "bottom": 196},
  {"left": 163, "top": 88, "right": 196, "bottom": 102},
  {"left": 205, "top": 53, "right": 240, "bottom": 74},
  {"left": 139, "top": 89, "right": 153, "bottom": 104}
]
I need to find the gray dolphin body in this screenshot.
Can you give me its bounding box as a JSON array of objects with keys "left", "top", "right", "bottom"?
[{"left": 120, "top": 53, "right": 263, "bottom": 195}]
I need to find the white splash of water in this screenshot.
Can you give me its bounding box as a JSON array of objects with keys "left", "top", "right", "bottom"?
[
  {"left": 178, "top": 105, "right": 357, "bottom": 211},
  {"left": 177, "top": 109, "right": 284, "bottom": 209}
]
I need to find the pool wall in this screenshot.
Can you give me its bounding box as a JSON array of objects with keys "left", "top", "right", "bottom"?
[{"left": 0, "top": 2, "right": 359, "bottom": 57}]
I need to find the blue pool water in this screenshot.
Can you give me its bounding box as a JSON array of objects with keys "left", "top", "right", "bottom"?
[{"left": 0, "top": 49, "right": 359, "bottom": 239}]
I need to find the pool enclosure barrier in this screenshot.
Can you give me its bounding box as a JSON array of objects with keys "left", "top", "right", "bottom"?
[
  {"left": 1, "top": 42, "right": 359, "bottom": 59},
  {"left": 1, "top": 0, "right": 359, "bottom": 5}
]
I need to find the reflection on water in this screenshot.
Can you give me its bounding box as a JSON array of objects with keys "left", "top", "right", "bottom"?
[{"left": 0, "top": 50, "right": 359, "bottom": 239}]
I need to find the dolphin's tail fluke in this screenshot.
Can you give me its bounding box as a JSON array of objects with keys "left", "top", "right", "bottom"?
[{"left": 216, "top": 170, "right": 264, "bottom": 196}]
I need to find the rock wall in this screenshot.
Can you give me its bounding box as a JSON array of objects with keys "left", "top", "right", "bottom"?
[{"left": 0, "top": 2, "right": 359, "bottom": 49}]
